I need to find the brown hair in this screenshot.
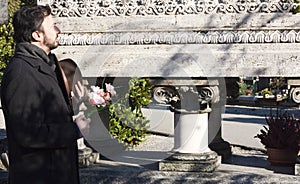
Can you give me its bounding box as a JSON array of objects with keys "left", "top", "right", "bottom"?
[{"left": 13, "top": 5, "right": 51, "bottom": 43}]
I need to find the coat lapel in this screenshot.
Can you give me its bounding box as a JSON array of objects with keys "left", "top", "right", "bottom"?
[{"left": 15, "top": 55, "right": 58, "bottom": 81}]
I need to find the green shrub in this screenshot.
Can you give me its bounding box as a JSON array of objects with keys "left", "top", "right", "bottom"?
[
  {"left": 237, "top": 81, "right": 253, "bottom": 96},
  {"left": 293, "top": 0, "right": 300, "bottom": 13},
  {"left": 0, "top": 0, "right": 19, "bottom": 81},
  {"left": 109, "top": 78, "right": 152, "bottom": 148}
]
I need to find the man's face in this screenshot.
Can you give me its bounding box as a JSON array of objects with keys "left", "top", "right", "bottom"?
[{"left": 39, "top": 15, "right": 60, "bottom": 52}]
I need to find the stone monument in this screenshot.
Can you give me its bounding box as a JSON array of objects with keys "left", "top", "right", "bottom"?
[{"left": 36, "top": 0, "right": 300, "bottom": 172}]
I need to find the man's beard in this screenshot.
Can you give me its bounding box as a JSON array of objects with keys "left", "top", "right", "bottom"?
[{"left": 44, "top": 36, "right": 59, "bottom": 51}]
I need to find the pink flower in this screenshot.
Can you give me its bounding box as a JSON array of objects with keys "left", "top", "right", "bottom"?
[
  {"left": 105, "top": 83, "right": 116, "bottom": 96},
  {"left": 88, "top": 90, "right": 106, "bottom": 106},
  {"left": 103, "top": 93, "right": 111, "bottom": 102},
  {"left": 87, "top": 84, "right": 116, "bottom": 107},
  {"left": 85, "top": 84, "right": 116, "bottom": 118},
  {"left": 90, "top": 86, "right": 103, "bottom": 95},
  {"left": 88, "top": 86, "right": 105, "bottom": 105}
]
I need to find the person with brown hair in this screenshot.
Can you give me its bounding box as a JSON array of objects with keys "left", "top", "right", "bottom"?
[{"left": 1, "top": 5, "right": 90, "bottom": 184}]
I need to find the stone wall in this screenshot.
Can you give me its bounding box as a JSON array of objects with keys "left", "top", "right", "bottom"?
[{"left": 37, "top": 0, "right": 300, "bottom": 77}]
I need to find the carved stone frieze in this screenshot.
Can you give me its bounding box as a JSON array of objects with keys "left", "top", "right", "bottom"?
[
  {"left": 37, "top": 0, "right": 297, "bottom": 17},
  {"left": 58, "top": 30, "right": 300, "bottom": 45}
]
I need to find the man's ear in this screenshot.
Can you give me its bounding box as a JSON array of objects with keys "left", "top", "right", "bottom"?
[{"left": 32, "top": 31, "right": 43, "bottom": 42}]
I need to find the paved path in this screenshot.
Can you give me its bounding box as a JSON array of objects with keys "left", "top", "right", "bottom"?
[
  {"left": 1, "top": 104, "right": 300, "bottom": 183},
  {"left": 222, "top": 105, "right": 300, "bottom": 150},
  {"left": 77, "top": 104, "right": 300, "bottom": 183}
]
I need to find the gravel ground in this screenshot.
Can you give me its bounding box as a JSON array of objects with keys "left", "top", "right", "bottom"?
[{"left": 133, "top": 134, "right": 174, "bottom": 152}]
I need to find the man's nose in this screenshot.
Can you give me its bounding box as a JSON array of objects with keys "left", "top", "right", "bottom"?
[{"left": 55, "top": 26, "right": 61, "bottom": 34}]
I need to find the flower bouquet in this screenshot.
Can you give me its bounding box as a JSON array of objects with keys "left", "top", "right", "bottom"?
[{"left": 84, "top": 83, "right": 116, "bottom": 118}]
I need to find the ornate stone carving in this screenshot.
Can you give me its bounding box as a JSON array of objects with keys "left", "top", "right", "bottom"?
[
  {"left": 151, "top": 85, "right": 218, "bottom": 111},
  {"left": 152, "top": 86, "right": 179, "bottom": 104},
  {"left": 197, "top": 86, "right": 219, "bottom": 104},
  {"left": 58, "top": 30, "right": 300, "bottom": 45},
  {"left": 171, "top": 86, "right": 216, "bottom": 112},
  {"left": 38, "top": 0, "right": 296, "bottom": 17}
]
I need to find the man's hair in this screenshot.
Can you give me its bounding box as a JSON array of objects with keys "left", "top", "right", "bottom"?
[{"left": 13, "top": 5, "right": 51, "bottom": 43}]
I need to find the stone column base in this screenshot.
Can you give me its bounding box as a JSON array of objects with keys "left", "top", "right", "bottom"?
[
  {"left": 295, "top": 157, "right": 300, "bottom": 175},
  {"left": 295, "top": 164, "right": 300, "bottom": 175},
  {"left": 78, "top": 147, "right": 93, "bottom": 167},
  {"left": 159, "top": 151, "right": 221, "bottom": 172}
]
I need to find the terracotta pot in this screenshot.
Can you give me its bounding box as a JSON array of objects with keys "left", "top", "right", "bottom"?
[{"left": 266, "top": 148, "right": 298, "bottom": 166}]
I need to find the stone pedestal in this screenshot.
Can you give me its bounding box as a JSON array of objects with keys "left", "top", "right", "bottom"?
[
  {"left": 159, "top": 151, "right": 221, "bottom": 172},
  {"left": 295, "top": 164, "right": 300, "bottom": 175},
  {"left": 295, "top": 157, "right": 300, "bottom": 176},
  {"left": 173, "top": 112, "right": 210, "bottom": 153},
  {"left": 159, "top": 109, "right": 221, "bottom": 172},
  {"left": 159, "top": 85, "right": 221, "bottom": 172},
  {"left": 78, "top": 146, "right": 93, "bottom": 167},
  {"left": 78, "top": 138, "right": 97, "bottom": 167}
]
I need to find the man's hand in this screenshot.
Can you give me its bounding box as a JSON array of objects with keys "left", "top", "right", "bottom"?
[{"left": 75, "top": 114, "right": 91, "bottom": 137}]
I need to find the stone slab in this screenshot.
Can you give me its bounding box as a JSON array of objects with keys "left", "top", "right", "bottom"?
[
  {"left": 43, "top": 0, "right": 300, "bottom": 79},
  {"left": 53, "top": 43, "right": 300, "bottom": 78},
  {"left": 159, "top": 152, "right": 221, "bottom": 172},
  {"left": 159, "top": 158, "right": 221, "bottom": 172},
  {"left": 53, "top": 13, "right": 300, "bottom": 33}
]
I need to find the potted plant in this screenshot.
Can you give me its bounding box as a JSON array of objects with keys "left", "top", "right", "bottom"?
[{"left": 255, "top": 110, "right": 300, "bottom": 166}]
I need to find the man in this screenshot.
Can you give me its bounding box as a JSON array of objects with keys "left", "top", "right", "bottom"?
[{"left": 1, "top": 5, "right": 91, "bottom": 184}]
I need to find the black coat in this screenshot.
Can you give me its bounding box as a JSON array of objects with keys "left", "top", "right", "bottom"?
[{"left": 1, "top": 43, "right": 81, "bottom": 184}]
